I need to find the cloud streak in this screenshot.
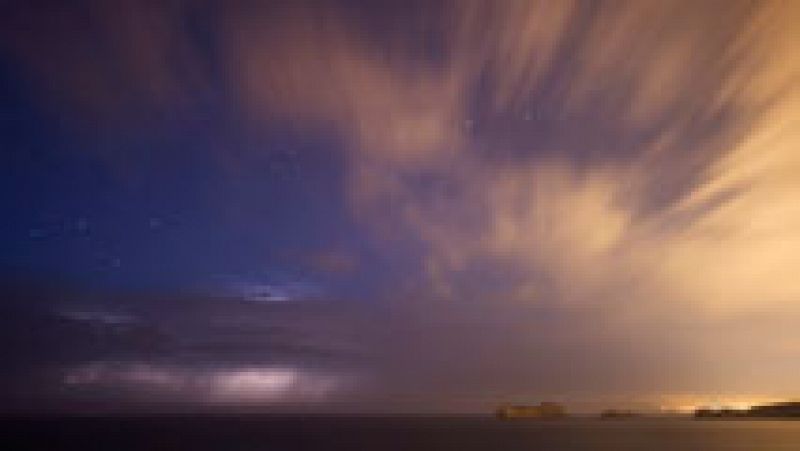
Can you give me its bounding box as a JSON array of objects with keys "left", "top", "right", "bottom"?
[
  {"left": 63, "top": 362, "right": 349, "bottom": 405},
  {"left": 4, "top": 0, "right": 800, "bottom": 408}
]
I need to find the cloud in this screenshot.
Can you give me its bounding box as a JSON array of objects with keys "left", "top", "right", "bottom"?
[
  {"left": 254, "top": 0, "right": 795, "bottom": 319},
  {"left": 58, "top": 310, "right": 138, "bottom": 326},
  {"left": 214, "top": 274, "right": 324, "bottom": 303},
  {"left": 221, "top": 0, "right": 800, "bottom": 402},
  {"left": 223, "top": 2, "right": 466, "bottom": 168},
  {"left": 5, "top": 0, "right": 800, "bottom": 406},
  {"left": 63, "top": 362, "right": 349, "bottom": 404},
  {"left": 0, "top": 0, "right": 210, "bottom": 122}
]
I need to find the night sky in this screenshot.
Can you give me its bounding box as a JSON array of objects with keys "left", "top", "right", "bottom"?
[{"left": 2, "top": 0, "right": 799, "bottom": 414}]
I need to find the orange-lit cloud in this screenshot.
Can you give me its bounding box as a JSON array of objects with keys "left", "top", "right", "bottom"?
[
  {"left": 6, "top": 0, "right": 800, "bottom": 403},
  {"left": 12, "top": 0, "right": 798, "bottom": 319},
  {"left": 222, "top": 1, "right": 800, "bottom": 399}
]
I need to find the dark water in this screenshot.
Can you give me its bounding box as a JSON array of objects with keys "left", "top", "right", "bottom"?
[{"left": 4, "top": 416, "right": 800, "bottom": 450}]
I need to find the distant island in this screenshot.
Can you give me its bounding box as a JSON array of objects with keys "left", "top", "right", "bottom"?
[
  {"left": 600, "top": 409, "right": 640, "bottom": 419},
  {"left": 495, "top": 402, "right": 567, "bottom": 419},
  {"left": 695, "top": 402, "right": 800, "bottom": 418}
]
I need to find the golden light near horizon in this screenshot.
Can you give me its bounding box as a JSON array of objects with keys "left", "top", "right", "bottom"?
[{"left": 659, "top": 395, "right": 791, "bottom": 415}]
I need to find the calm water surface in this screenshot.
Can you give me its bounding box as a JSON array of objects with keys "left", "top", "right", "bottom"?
[{"left": 5, "top": 416, "right": 800, "bottom": 450}]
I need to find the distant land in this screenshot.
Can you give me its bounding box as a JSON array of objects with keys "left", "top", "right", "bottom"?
[
  {"left": 695, "top": 402, "right": 800, "bottom": 419},
  {"left": 495, "top": 402, "right": 567, "bottom": 419},
  {"left": 492, "top": 400, "right": 800, "bottom": 420},
  {"left": 599, "top": 409, "right": 640, "bottom": 419}
]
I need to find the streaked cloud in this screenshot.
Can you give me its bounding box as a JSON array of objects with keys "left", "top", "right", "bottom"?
[
  {"left": 215, "top": 274, "right": 324, "bottom": 303},
  {"left": 63, "top": 362, "right": 349, "bottom": 404},
  {"left": 0, "top": 0, "right": 210, "bottom": 121},
  {"left": 4, "top": 0, "right": 800, "bottom": 409},
  {"left": 59, "top": 310, "right": 137, "bottom": 326}
]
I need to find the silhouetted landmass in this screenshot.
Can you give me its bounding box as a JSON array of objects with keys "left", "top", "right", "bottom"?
[
  {"left": 748, "top": 402, "right": 800, "bottom": 418},
  {"left": 600, "top": 409, "right": 640, "bottom": 419},
  {"left": 495, "top": 402, "right": 566, "bottom": 419},
  {"left": 695, "top": 402, "right": 800, "bottom": 418}
]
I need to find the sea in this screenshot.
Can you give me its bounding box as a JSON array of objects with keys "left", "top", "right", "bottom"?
[{"left": 4, "top": 415, "right": 800, "bottom": 450}]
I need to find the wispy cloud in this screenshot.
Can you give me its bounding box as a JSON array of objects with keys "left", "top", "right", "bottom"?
[
  {"left": 4, "top": 0, "right": 800, "bottom": 406},
  {"left": 63, "top": 362, "right": 350, "bottom": 404}
]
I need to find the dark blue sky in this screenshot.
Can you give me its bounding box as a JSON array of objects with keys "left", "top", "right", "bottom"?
[{"left": 1, "top": 58, "right": 374, "bottom": 295}]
